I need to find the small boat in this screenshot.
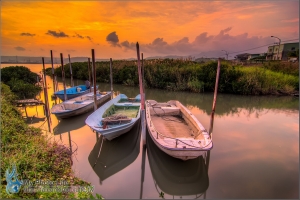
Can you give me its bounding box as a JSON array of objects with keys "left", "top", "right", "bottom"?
[
  {"left": 88, "top": 120, "right": 141, "bottom": 182},
  {"left": 85, "top": 94, "right": 141, "bottom": 140},
  {"left": 54, "top": 85, "right": 98, "bottom": 101},
  {"left": 146, "top": 132, "right": 209, "bottom": 198},
  {"left": 145, "top": 100, "right": 213, "bottom": 160},
  {"left": 51, "top": 91, "right": 111, "bottom": 119}
]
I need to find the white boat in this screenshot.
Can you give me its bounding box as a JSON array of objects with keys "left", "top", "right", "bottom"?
[
  {"left": 85, "top": 94, "right": 141, "bottom": 140},
  {"left": 145, "top": 100, "right": 213, "bottom": 160},
  {"left": 51, "top": 91, "right": 111, "bottom": 119}
]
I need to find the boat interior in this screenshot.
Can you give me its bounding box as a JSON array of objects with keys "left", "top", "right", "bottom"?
[
  {"left": 102, "top": 104, "right": 140, "bottom": 118},
  {"left": 147, "top": 101, "right": 204, "bottom": 140}
]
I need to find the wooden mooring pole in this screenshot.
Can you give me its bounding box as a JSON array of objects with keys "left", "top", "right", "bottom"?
[
  {"left": 50, "top": 50, "right": 56, "bottom": 92},
  {"left": 110, "top": 58, "right": 113, "bottom": 99},
  {"left": 91, "top": 49, "right": 97, "bottom": 111},
  {"left": 136, "top": 42, "right": 146, "bottom": 145},
  {"left": 88, "top": 58, "right": 91, "bottom": 92},
  {"left": 208, "top": 58, "right": 221, "bottom": 137},
  {"left": 60, "top": 53, "right": 67, "bottom": 101},
  {"left": 68, "top": 54, "right": 74, "bottom": 87},
  {"left": 42, "top": 57, "right": 52, "bottom": 132}
]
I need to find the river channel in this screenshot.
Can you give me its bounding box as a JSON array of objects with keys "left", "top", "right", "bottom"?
[{"left": 4, "top": 64, "right": 299, "bottom": 198}]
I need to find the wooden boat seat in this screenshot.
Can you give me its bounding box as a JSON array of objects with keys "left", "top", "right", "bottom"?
[{"left": 149, "top": 106, "right": 180, "bottom": 116}]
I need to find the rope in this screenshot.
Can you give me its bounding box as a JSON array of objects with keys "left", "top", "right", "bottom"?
[{"left": 153, "top": 126, "right": 212, "bottom": 149}]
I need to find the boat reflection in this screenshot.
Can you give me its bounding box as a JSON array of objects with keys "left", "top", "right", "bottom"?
[
  {"left": 88, "top": 119, "right": 141, "bottom": 183},
  {"left": 146, "top": 131, "right": 210, "bottom": 199},
  {"left": 53, "top": 111, "right": 92, "bottom": 135}
]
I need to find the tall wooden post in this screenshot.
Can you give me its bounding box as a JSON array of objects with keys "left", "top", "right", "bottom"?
[
  {"left": 141, "top": 53, "right": 145, "bottom": 100},
  {"left": 50, "top": 50, "right": 56, "bottom": 92},
  {"left": 91, "top": 49, "right": 97, "bottom": 111},
  {"left": 208, "top": 58, "right": 221, "bottom": 137},
  {"left": 68, "top": 54, "right": 73, "bottom": 87},
  {"left": 110, "top": 58, "right": 113, "bottom": 99},
  {"left": 42, "top": 57, "right": 51, "bottom": 132},
  {"left": 88, "top": 58, "right": 91, "bottom": 92},
  {"left": 136, "top": 42, "right": 146, "bottom": 144},
  {"left": 60, "top": 53, "right": 67, "bottom": 101}
]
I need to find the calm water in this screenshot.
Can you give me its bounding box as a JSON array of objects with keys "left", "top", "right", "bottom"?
[{"left": 8, "top": 64, "right": 299, "bottom": 199}]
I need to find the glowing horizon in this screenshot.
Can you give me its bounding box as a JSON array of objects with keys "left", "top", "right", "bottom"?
[{"left": 1, "top": 0, "right": 299, "bottom": 59}]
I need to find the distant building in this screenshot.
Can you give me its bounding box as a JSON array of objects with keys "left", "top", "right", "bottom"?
[
  {"left": 266, "top": 42, "right": 299, "bottom": 61},
  {"left": 235, "top": 53, "right": 249, "bottom": 61},
  {"left": 247, "top": 53, "right": 267, "bottom": 60}
]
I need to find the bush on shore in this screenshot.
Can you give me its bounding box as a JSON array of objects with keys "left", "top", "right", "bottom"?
[{"left": 1, "top": 66, "right": 42, "bottom": 99}]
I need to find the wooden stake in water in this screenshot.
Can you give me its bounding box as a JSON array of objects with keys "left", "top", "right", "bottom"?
[
  {"left": 136, "top": 42, "right": 146, "bottom": 144},
  {"left": 68, "top": 54, "right": 74, "bottom": 87},
  {"left": 91, "top": 49, "right": 97, "bottom": 111},
  {"left": 208, "top": 58, "right": 221, "bottom": 137},
  {"left": 42, "top": 57, "right": 51, "bottom": 132},
  {"left": 50, "top": 50, "right": 56, "bottom": 92},
  {"left": 88, "top": 58, "right": 91, "bottom": 92},
  {"left": 60, "top": 53, "right": 67, "bottom": 101},
  {"left": 110, "top": 58, "right": 113, "bottom": 99},
  {"left": 139, "top": 145, "right": 146, "bottom": 199}
]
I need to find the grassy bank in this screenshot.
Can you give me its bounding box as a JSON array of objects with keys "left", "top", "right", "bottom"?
[
  {"left": 46, "top": 59, "right": 299, "bottom": 95},
  {"left": 0, "top": 84, "right": 101, "bottom": 199}
]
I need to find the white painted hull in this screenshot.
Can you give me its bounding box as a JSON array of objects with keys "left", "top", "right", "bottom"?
[
  {"left": 51, "top": 91, "right": 111, "bottom": 119},
  {"left": 85, "top": 94, "right": 141, "bottom": 141},
  {"left": 99, "top": 119, "right": 139, "bottom": 140},
  {"left": 145, "top": 100, "right": 213, "bottom": 161}
]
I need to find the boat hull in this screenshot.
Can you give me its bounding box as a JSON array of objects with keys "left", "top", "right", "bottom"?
[
  {"left": 146, "top": 129, "right": 206, "bottom": 160},
  {"left": 96, "top": 119, "right": 139, "bottom": 141}
]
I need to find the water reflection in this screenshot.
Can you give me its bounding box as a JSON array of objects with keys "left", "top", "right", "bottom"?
[
  {"left": 53, "top": 111, "right": 93, "bottom": 135},
  {"left": 16, "top": 72, "right": 298, "bottom": 199},
  {"left": 146, "top": 131, "right": 210, "bottom": 199},
  {"left": 88, "top": 120, "right": 141, "bottom": 183}
]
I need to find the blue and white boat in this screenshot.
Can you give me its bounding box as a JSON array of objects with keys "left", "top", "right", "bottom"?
[
  {"left": 85, "top": 94, "right": 141, "bottom": 140},
  {"left": 54, "top": 85, "right": 98, "bottom": 101}
]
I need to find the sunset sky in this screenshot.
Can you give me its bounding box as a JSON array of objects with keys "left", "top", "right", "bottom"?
[{"left": 1, "top": 0, "right": 299, "bottom": 59}]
